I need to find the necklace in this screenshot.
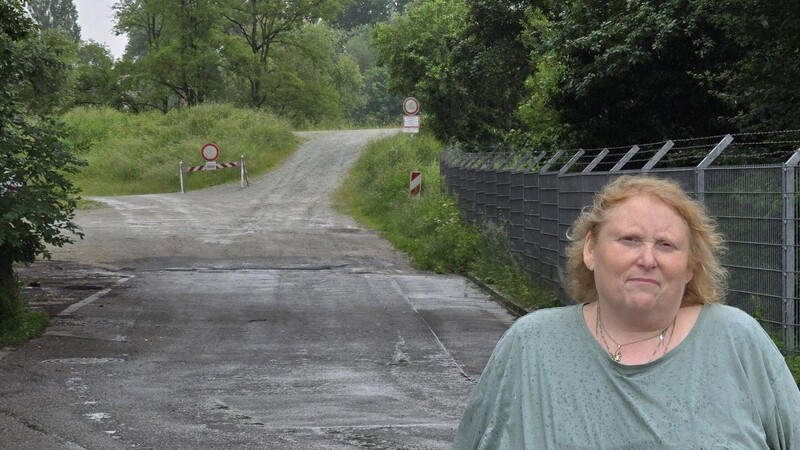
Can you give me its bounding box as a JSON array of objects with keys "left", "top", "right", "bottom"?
[{"left": 595, "top": 303, "right": 675, "bottom": 363}]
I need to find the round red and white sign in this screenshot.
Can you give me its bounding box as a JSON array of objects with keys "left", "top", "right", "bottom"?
[
  {"left": 403, "top": 97, "right": 420, "bottom": 115},
  {"left": 201, "top": 143, "right": 220, "bottom": 162}
]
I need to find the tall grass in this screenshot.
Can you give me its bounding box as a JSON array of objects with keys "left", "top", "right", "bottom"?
[
  {"left": 62, "top": 104, "right": 299, "bottom": 195},
  {"left": 333, "top": 133, "right": 557, "bottom": 311},
  {"left": 0, "top": 277, "right": 49, "bottom": 348}
]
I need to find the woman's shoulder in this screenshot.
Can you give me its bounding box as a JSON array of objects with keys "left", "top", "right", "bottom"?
[
  {"left": 700, "top": 303, "right": 778, "bottom": 350},
  {"left": 508, "top": 304, "right": 582, "bottom": 336},
  {"left": 703, "top": 303, "right": 763, "bottom": 330}
]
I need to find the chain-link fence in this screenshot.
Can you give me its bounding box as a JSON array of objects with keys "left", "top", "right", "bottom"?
[{"left": 440, "top": 135, "right": 800, "bottom": 355}]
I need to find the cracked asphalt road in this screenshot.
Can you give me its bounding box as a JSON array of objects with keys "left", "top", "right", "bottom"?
[{"left": 2, "top": 129, "right": 516, "bottom": 449}]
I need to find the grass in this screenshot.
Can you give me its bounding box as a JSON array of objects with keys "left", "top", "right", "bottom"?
[
  {"left": 787, "top": 355, "right": 800, "bottom": 386},
  {"left": 0, "top": 278, "right": 50, "bottom": 349},
  {"left": 332, "top": 132, "right": 557, "bottom": 311},
  {"left": 62, "top": 104, "right": 299, "bottom": 196}
]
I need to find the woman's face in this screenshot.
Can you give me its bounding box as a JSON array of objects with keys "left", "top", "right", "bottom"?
[{"left": 583, "top": 195, "right": 694, "bottom": 315}]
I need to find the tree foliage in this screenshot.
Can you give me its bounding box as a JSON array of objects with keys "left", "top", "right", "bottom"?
[
  {"left": 372, "top": 0, "right": 800, "bottom": 150},
  {"left": 373, "top": 0, "right": 536, "bottom": 148},
  {"left": 694, "top": 0, "right": 800, "bottom": 133},
  {"left": 0, "top": 0, "right": 85, "bottom": 296},
  {"left": 26, "top": 0, "right": 82, "bottom": 42},
  {"left": 336, "top": 0, "right": 395, "bottom": 30},
  {"left": 219, "top": 0, "right": 343, "bottom": 108},
  {"left": 373, "top": 0, "right": 471, "bottom": 141}
]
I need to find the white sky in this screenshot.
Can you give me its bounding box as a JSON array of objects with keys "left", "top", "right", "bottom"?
[{"left": 74, "top": 0, "right": 127, "bottom": 59}]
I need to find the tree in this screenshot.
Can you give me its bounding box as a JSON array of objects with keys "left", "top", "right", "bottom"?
[
  {"left": 342, "top": 24, "right": 402, "bottom": 125},
  {"left": 219, "top": 0, "right": 344, "bottom": 108},
  {"left": 26, "top": 0, "right": 82, "bottom": 42},
  {"left": 446, "top": 0, "right": 535, "bottom": 147},
  {"left": 72, "top": 42, "right": 124, "bottom": 108},
  {"left": 266, "top": 22, "right": 363, "bottom": 125},
  {"left": 695, "top": 0, "right": 800, "bottom": 133},
  {"left": 522, "top": 0, "right": 735, "bottom": 148},
  {"left": 373, "top": 0, "right": 471, "bottom": 141},
  {"left": 0, "top": 0, "right": 85, "bottom": 319},
  {"left": 114, "top": 0, "right": 223, "bottom": 109},
  {"left": 335, "top": 0, "right": 395, "bottom": 30},
  {"left": 374, "top": 0, "right": 535, "bottom": 148},
  {"left": 17, "top": 28, "right": 79, "bottom": 114}
]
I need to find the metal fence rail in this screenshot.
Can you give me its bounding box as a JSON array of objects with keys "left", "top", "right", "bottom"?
[{"left": 440, "top": 136, "right": 800, "bottom": 355}]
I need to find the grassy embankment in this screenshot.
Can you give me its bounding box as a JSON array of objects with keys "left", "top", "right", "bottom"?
[
  {"left": 333, "top": 132, "right": 800, "bottom": 386},
  {"left": 62, "top": 104, "right": 299, "bottom": 196},
  {"left": 332, "top": 132, "right": 558, "bottom": 312},
  {"left": 1, "top": 104, "right": 299, "bottom": 348}
]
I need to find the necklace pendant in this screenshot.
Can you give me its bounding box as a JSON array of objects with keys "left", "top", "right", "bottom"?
[{"left": 612, "top": 349, "right": 622, "bottom": 362}]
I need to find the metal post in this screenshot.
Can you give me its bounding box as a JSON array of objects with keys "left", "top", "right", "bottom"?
[
  {"left": 559, "top": 149, "right": 585, "bottom": 174},
  {"left": 696, "top": 134, "right": 734, "bottom": 203},
  {"left": 611, "top": 145, "right": 640, "bottom": 172},
  {"left": 240, "top": 155, "right": 249, "bottom": 187},
  {"left": 511, "top": 152, "right": 532, "bottom": 171},
  {"left": 583, "top": 148, "right": 609, "bottom": 173},
  {"left": 179, "top": 161, "right": 185, "bottom": 194},
  {"left": 541, "top": 150, "right": 565, "bottom": 173},
  {"left": 642, "top": 140, "right": 675, "bottom": 172},
  {"left": 525, "top": 151, "right": 548, "bottom": 171},
  {"left": 782, "top": 150, "right": 800, "bottom": 353}
]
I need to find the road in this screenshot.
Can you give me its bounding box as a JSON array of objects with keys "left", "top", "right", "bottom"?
[{"left": 0, "top": 129, "right": 517, "bottom": 449}]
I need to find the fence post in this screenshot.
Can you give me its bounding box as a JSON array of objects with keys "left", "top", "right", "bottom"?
[
  {"left": 696, "top": 134, "right": 734, "bottom": 203},
  {"left": 783, "top": 150, "right": 800, "bottom": 354},
  {"left": 559, "top": 149, "right": 585, "bottom": 174},
  {"left": 541, "top": 150, "right": 564, "bottom": 173},
  {"left": 611, "top": 145, "right": 640, "bottom": 172},
  {"left": 584, "top": 148, "right": 609, "bottom": 173},
  {"left": 642, "top": 140, "right": 675, "bottom": 172},
  {"left": 526, "top": 151, "right": 548, "bottom": 171}
]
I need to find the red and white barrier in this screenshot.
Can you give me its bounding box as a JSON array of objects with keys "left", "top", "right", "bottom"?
[
  {"left": 409, "top": 170, "right": 421, "bottom": 197},
  {"left": 179, "top": 155, "right": 249, "bottom": 193},
  {"left": 185, "top": 161, "right": 239, "bottom": 172}
]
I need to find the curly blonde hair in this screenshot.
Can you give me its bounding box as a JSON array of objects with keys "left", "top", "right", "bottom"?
[{"left": 565, "top": 175, "right": 727, "bottom": 305}]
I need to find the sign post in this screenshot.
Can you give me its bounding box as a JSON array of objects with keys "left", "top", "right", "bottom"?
[{"left": 402, "top": 97, "right": 420, "bottom": 134}]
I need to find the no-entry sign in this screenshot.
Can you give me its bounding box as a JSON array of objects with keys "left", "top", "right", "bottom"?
[
  {"left": 201, "top": 143, "right": 220, "bottom": 162},
  {"left": 403, "top": 97, "right": 420, "bottom": 115}
]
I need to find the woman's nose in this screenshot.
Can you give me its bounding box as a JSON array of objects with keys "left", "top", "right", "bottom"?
[{"left": 637, "top": 244, "right": 657, "bottom": 268}]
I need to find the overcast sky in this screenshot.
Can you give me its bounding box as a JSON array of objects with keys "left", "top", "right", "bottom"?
[{"left": 74, "top": 0, "right": 127, "bottom": 59}]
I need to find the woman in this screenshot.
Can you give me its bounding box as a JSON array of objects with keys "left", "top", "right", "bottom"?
[{"left": 453, "top": 175, "right": 800, "bottom": 449}]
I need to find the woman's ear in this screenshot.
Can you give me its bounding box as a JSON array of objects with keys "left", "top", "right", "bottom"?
[{"left": 583, "top": 232, "right": 595, "bottom": 271}]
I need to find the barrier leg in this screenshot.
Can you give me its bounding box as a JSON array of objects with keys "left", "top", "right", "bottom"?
[
  {"left": 179, "top": 161, "right": 185, "bottom": 194},
  {"left": 241, "top": 155, "right": 249, "bottom": 187}
]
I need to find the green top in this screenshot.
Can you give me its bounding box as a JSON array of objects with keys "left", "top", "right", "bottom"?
[{"left": 453, "top": 304, "right": 800, "bottom": 449}]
